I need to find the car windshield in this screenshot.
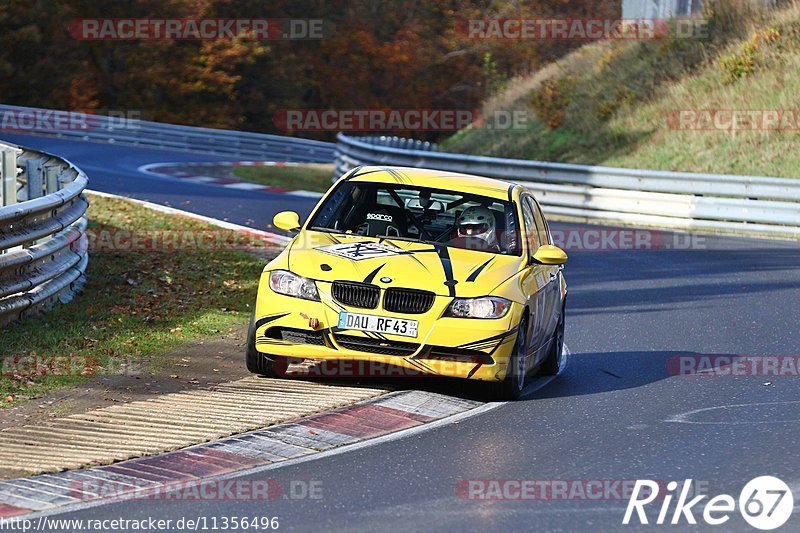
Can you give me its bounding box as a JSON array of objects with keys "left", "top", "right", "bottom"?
[{"left": 308, "top": 181, "right": 521, "bottom": 256}]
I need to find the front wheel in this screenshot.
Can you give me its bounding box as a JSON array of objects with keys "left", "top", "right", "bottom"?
[
  {"left": 485, "top": 316, "right": 528, "bottom": 401},
  {"left": 245, "top": 314, "right": 287, "bottom": 377}
]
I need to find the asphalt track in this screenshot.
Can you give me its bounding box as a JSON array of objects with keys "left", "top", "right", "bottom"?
[
  {"left": 2, "top": 132, "right": 800, "bottom": 532},
  {"left": 0, "top": 133, "right": 317, "bottom": 229}
]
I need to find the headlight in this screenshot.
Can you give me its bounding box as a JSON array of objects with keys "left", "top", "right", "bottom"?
[
  {"left": 446, "top": 296, "right": 511, "bottom": 319},
  {"left": 269, "top": 270, "right": 319, "bottom": 301}
]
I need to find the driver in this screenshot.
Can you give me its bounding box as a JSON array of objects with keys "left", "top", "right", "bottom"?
[{"left": 455, "top": 206, "right": 499, "bottom": 251}]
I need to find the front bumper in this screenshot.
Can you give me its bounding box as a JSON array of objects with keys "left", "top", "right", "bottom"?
[{"left": 253, "top": 282, "right": 522, "bottom": 382}]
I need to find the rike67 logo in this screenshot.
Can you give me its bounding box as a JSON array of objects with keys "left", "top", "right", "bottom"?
[{"left": 624, "top": 477, "right": 794, "bottom": 530}]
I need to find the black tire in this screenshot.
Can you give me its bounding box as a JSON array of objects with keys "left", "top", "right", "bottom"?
[
  {"left": 485, "top": 316, "right": 528, "bottom": 401},
  {"left": 540, "top": 307, "right": 565, "bottom": 376},
  {"left": 245, "top": 314, "right": 287, "bottom": 377}
]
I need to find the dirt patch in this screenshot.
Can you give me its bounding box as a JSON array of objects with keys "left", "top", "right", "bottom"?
[{"left": 0, "top": 324, "right": 250, "bottom": 431}]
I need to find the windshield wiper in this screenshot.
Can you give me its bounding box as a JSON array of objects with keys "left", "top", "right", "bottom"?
[
  {"left": 381, "top": 235, "right": 445, "bottom": 248},
  {"left": 378, "top": 235, "right": 423, "bottom": 243},
  {"left": 308, "top": 226, "right": 347, "bottom": 235}
]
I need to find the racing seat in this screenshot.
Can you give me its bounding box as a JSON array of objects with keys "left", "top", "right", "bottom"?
[{"left": 357, "top": 207, "right": 407, "bottom": 237}]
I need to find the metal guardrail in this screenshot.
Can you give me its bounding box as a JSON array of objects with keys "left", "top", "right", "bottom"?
[
  {"left": 334, "top": 133, "right": 800, "bottom": 238},
  {"left": 0, "top": 104, "right": 336, "bottom": 163},
  {"left": 0, "top": 141, "right": 89, "bottom": 327},
  {"left": 349, "top": 135, "right": 438, "bottom": 152}
]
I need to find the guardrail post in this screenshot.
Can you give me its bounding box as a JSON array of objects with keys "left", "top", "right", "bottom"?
[
  {"left": 44, "top": 165, "right": 60, "bottom": 194},
  {"left": 1, "top": 149, "right": 17, "bottom": 207},
  {"left": 25, "top": 158, "right": 44, "bottom": 200},
  {"left": 58, "top": 170, "right": 73, "bottom": 190}
]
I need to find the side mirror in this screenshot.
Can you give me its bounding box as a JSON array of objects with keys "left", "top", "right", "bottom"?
[
  {"left": 532, "top": 244, "right": 568, "bottom": 265},
  {"left": 273, "top": 211, "right": 302, "bottom": 233}
]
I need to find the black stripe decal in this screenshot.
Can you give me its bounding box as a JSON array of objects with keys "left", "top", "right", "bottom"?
[
  {"left": 254, "top": 313, "right": 290, "bottom": 332},
  {"left": 407, "top": 254, "right": 431, "bottom": 273},
  {"left": 405, "top": 358, "right": 433, "bottom": 374},
  {"left": 466, "top": 258, "right": 494, "bottom": 282},
  {"left": 321, "top": 330, "right": 338, "bottom": 350},
  {"left": 384, "top": 167, "right": 406, "bottom": 184},
  {"left": 255, "top": 338, "right": 287, "bottom": 345},
  {"left": 362, "top": 264, "right": 385, "bottom": 284},
  {"left": 394, "top": 168, "right": 413, "bottom": 184},
  {"left": 457, "top": 326, "right": 518, "bottom": 350},
  {"left": 350, "top": 167, "right": 388, "bottom": 179},
  {"left": 389, "top": 248, "right": 433, "bottom": 273},
  {"left": 410, "top": 346, "right": 430, "bottom": 360},
  {"left": 467, "top": 362, "right": 483, "bottom": 379},
  {"left": 411, "top": 359, "right": 435, "bottom": 373},
  {"left": 435, "top": 245, "right": 457, "bottom": 297},
  {"left": 346, "top": 166, "right": 364, "bottom": 179}
]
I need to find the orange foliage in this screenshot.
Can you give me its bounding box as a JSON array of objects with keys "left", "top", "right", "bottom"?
[{"left": 0, "top": 0, "right": 621, "bottom": 138}]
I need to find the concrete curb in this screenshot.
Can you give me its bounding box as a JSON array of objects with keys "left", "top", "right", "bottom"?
[{"left": 0, "top": 389, "right": 483, "bottom": 518}]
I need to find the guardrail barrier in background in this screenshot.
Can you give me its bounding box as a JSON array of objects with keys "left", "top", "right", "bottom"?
[
  {"left": 0, "top": 141, "right": 89, "bottom": 327},
  {"left": 0, "top": 104, "right": 335, "bottom": 163},
  {"left": 334, "top": 133, "right": 800, "bottom": 239}
]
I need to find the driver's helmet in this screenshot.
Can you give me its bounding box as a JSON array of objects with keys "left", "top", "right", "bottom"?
[{"left": 457, "top": 206, "right": 497, "bottom": 249}]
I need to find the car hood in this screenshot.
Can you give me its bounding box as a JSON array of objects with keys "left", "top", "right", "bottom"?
[{"left": 287, "top": 232, "right": 524, "bottom": 298}]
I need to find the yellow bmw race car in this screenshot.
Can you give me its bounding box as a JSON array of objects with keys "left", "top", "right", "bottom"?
[{"left": 246, "top": 166, "right": 568, "bottom": 399}]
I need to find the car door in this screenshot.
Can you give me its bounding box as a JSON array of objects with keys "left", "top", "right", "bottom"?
[
  {"left": 529, "top": 195, "right": 561, "bottom": 348},
  {"left": 519, "top": 194, "right": 549, "bottom": 367}
]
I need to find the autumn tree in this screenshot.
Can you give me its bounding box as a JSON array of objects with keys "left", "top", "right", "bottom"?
[{"left": 0, "top": 0, "right": 621, "bottom": 138}]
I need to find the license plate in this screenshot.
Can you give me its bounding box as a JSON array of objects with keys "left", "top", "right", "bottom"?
[{"left": 337, "top": 312, "right": 418, "bottom": 338}]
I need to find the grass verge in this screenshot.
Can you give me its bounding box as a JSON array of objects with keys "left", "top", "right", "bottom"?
[
  {"left": 233, "top": 163, "right": 335, "bottom": 193},
  {"left": 0, "top": 193, "right": 273, "bottom": 406},
  {"left": 443, "top": 1, "right": 800, "bottom": 178}
]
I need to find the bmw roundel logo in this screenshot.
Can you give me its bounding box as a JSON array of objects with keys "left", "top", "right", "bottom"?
[{"left": 379, "top": 277, "right": 392, "bottom": 284}]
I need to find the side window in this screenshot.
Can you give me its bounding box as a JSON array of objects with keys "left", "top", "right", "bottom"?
[
  {"left": 520, "top": 195, "right": 540, "bottom": 257},
  {"left": 528, "top": 196, "right": 550, "bottom": 246}
]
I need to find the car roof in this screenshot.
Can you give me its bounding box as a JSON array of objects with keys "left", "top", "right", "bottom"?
[{"left": 345, "top": 166, "right": 516, "bottom": 201}]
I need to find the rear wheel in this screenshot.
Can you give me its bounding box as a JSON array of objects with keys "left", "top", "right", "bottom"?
[
  {"left": 245, "top": 314, "right": 287, "bottom": 377},
  {"left": 540, "top": 307, "right": 565, "bottom": 376},
  {"left": 485, "top": 316, "right": 528, "bottom": 401}
]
